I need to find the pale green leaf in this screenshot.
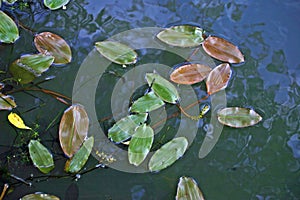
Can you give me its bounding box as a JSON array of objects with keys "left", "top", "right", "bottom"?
[
  {"left": 3, "top": 0, "right": 17, "bottom": 5},
  {"left": 176, "top": 176, "right": 205, "bottom": 200},
  {"left": 0, "top": 93, "right": 16, "bottom": 110},
  {"left": 20, "top": 193, "right": 60, "bottom": 200},
  {"left": 43, "top": 0, "right": 70, "bottom": 10},
  {"left": 130, "top": 91, "right": 165, "bottom": 113},
  {"left": 0, "top": 11, "right": 19, "bottom": 43}
]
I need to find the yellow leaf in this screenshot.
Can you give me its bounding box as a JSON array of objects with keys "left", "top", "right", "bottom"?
[{"left": 8, "top": 112, "right": 32, "bottom": 130}]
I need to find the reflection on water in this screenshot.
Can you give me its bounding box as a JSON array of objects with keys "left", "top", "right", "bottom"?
[{"left": 0, "top": 0, "right": 300, "bottom": 199}]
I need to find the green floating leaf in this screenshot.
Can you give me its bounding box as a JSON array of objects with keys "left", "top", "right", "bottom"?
[
  {"left": 43, "top": 0, "right": 70, "bottom": 10},
  {"left": 146, "top": 72, "right": 179, "bottom": 104},
  {"left": 130, "top": 91, "right": 165, "bottom": 113},
  {"left": 176, "top": 176, "right": 205, "bottom": 200},
  {"left": 217, "top": 107, "right": 262, "bottom": 128},
  {"left": 3, "top": 0, "right": 17, "bottom": 5},
  {"left": 148, "top": 137, "right": 188, "bottom": 172},
  {"left": 157, "top": 25, "right": 204, "bottom": 47},
  {"left": 0, "top": 93, "right": 16, "bottom": 110},
  {"left": 128, "top": 124, "right": 154, "bottom": 166},
  {"left": 20, "top": 193, "right": 60, "bottom": 200},
  {"left": 108, "top": 113, "right": 148, "bottom": 143},
  {"left": 65, "top": 136, "right": 94, "bottom": 173},
  {"left": 59, "top": 104, "right": 89, "bottom": 158},
  {"left": 0, "top": 11, "right": 19, "bottom": 43},
  {"left": 9, "top": 54, "right": 54, "bottom": 84},
  {"left": 34, "top": 32, "right": 72, "bottom": 64},
  {"left": 28, "top": 140, "right": 54, "bottom": 174},
  {"left": 95, "top": 41, "right": 137, "bottom": 65}
]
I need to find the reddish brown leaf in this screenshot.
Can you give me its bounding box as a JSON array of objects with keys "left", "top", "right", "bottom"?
[
  {"left": 206, "top": 63, "right": 232, "bottom": 95},
  {"left": 59, "top": 104, "right": 89, "bottom": 158},
  {"left": 34, "top": 32, "right": 72, "bottom": 64},
  {"left": 202, "top": 36, "right": 245, "bottom": 64},
  {"left": 170, "top": 63, "right": 212, "bottom": 85}
]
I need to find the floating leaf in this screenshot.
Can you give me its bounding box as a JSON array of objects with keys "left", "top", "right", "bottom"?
[
  {"left": 202, "top": 36, "right": 245, "bottom": 63},
  {"left": 65, "top": 136, "right": 94, "bottom": 173},
  {"left": 146, "top": 73, "right": 179, "bottom": 104},
  {"left": 217, "top": 107, "right": 262, "bottom": 128},
  {"left": 34, "top": 32, "right": 72, "bottom": 64},
  {"left": 176, "top": 176, "right": 205, "bottom": 200},
  {"left": 0, "top": 11, "right": 19, "bottom": 43},
  {"left": 43, "top": 0, "right": 70, "bottom": 10},
  {"left": 8, "top": 112, "right": 31, "bottom": 130},
  {"left": 157, "top": 25, "right": 205, "bottom": 47},
  {"left": 3, "top": 0, "right": 18, "bottom": 5},
  {"left": 0, "top": 93, "right": 16, "bottom": 110},
  {"left": 206, "top": 63, "right": 232, "bottom": 95},
  {"left": 21, "top": 193, "right": 60, "bottom": 200},
  {"left": 148, "top": 137, "right": 188, "bottom": 172},
  {"left": 9, "top": 54, "right": 54, "bottom": 84},
  {"left": 28, "top": 140, "right": 54, "bottom": 174},
  {"left": 170, "top": 63, "right": 212, "bottom": 85},
  {"left": 59, "top": 104, "right": 89, "bottom": 158},
  {"left": 108, "top": 113, "right": 148, "bottom": 143},
  {"left": 130, "top": 91, "right": 165, "bottom": 113},
  {"left": 128, "top": 124, "right": 154, "bottom": 166},
  {"left": 95, "top": 41, "right": 137, "bottom": 65}
]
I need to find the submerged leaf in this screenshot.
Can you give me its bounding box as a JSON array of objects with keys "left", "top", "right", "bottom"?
[
  {"left": 8, "top": 112, "right": 31, "bottom": 130},
  {"left": 65, "top": 136, "right": 94, "bottom": 173},
  {"left": 21, "top": 193, "right": 60, "bottom": 200},
  {"left": 157, "top": 25, "right": 204, "bottom": 47},
  {"left": 9, "top": 54, "right": 54, "bottom": 84},
  {"left": 206, "top": 63, "right": 232, "bottom": 95},
  {"left": 0, "top": 11, "right": 19, "bottom": 43},
  {"left": 59, "top": 104, "right": 89, "bottom": 158},
  {"left": 28, "top": 140, "right": 54, "bottom": 174},
  {"left": 176, "top": 176, "right": 205, "bottom": 200},
  {"left": 217, "top": 107, "right": 262, "bottom": 128},
  {"left": 170, "top": 63, "right": 212, "bottom": 85},
  {"left": 148, "top": 137, "right": 188, "bottom": 172},
  {"left": 34, "top": 32, "right": 72, "bottom": 64},
  {"left": 95, "top": 41, "right": 137, "bottom": 65},
  {"left": 43, "top": 0, "right": 70, "bottom": 10},
  {"left": 0, "top": 93, "right": 16, "bottom": 110},
  {"left": 202, "top": 36, "right": 245, "bottom": 63},
  {"left": 108, "top": 113, "right": 148, "bottom": 143},
  {"left": 128, "top": 124, "right": 154, "bottom": 166},
  {"left": 130, "top": 91, "right": 165, "bottom": 113},
  {"left": 146, "top": 73, "right": 179, "bottom": 104}
]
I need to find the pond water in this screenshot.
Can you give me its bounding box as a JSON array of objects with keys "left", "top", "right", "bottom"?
[{"left": 1, "top": 0, "right": 300, "bottom": 199}]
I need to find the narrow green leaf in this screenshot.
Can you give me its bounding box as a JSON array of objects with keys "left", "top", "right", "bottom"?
[
  {"left": 176, "top": 176, "right": 205, "bottom": 200},
  {"left": 95, "top": 41, "right": 137, "bottom": 65},
  {"left": 43, "top": 0, "right": 70, "bottom": 10},
  {"left": 0, "top": 11, "right": 19, "bottom": 43},
  {"left": 128, "top": 124, "right": 154, "bottom": 166},
  {"left": 21, "top": 193, "right": 60, "bottom": 200},
  {"left": 28, "top": 140, "right": 54, "bottom": 174},
  {"left": 148, "top": 137, "right": 188, "bottom": 172},
  {"left": 65, "top": 136, "right": 94, "bottom": 173},
  {"left": 146, "top": 72, "right": 179, "bottom": 104},
  {"left": 0, "top": 93, "right": 16, "bottom": 110},
  {"left": 108, "top": 113, "right": 148, "bottom": 143},
  {"left": 157, "top": 25, "right": 204, "bottom": 47},
  {"left": 217, "top": 107, "right": 262, "bottom": 128},
  {"left": 130, "top": 91, "right": 165, "bottom": 113}
]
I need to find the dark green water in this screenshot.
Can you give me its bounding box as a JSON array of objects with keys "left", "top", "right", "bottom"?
[{"left": 1, "top": 1, "right": 300, "bottom": 199}]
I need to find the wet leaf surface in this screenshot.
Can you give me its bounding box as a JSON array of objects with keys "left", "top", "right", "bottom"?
[
  {"left": 128, "top": 124, "right": 154, "bottom": 166},
  {"left": 202, "top": 36, "right": 244, "bottom": 63},
  {"left": 34, "top": 32, "right": 72, "bottom": 64},
  {"left": 176, "top": 176, "right": 205, "bottom": 200},
  {"left": 170, "top": 63, "right": 212, "bottom": 85},
  {"left": 59, "top": 104, "right": 89, "bottom": 158},
  {"left": 0, "top": 11, "right": 19, "bottom": 43},
  {"left": 206, "top": 63, "right": 232, "bottom": 95},
  {"left": 8, "top": 112, "right": 31, "bottom": 130},
  {"left": 95, "top": 41, "right": 137, "bottom": 65},
  {"left": 217, "top": 107, "right": 262, "bottom": 128},
  {"left": 0, "top": 93, "right": 16, "bottom": 110},
  {"left": 130, "top": 91, "right": 165, "bottom": 113},
  {"left": 28, "top": 140, "right": 54, "bottom": 174},
  {"left": 157, "top": 25, "right": 204, "bottom": 47},
  {"left": 43, "top": 0, "right": 70, "bottom": 10},
  {"left": 148, "top": 137, "right": 188, "bottom": 172},
  {"left": 20, "top": 193, "right": 60, "bottom": 200}
]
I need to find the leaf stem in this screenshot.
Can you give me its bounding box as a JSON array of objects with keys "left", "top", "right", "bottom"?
[{"left": 0, "top": 183, "right": 9, "bottom": 200}]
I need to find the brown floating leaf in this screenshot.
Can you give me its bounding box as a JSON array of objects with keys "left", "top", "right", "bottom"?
[
  {"left": 59, "top": 104, "right": 89, "bottom": 158},
  {"left": 34, "top": 32, "right": 72, "bottom": 64},
  {"left": 170, "top": 63, "right": 212, "bottom": 85},
  {"left": 202, "top": 36, "right": 244, "bottom": 64},
  {"left": 206, "top": 63, "right": 232, "bottom": 95}
]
